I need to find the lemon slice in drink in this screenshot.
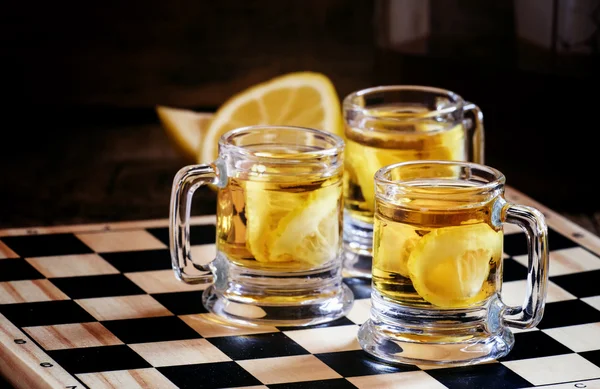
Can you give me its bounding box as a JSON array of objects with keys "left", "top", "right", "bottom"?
[
  {"left": 373, "top": 125, "right": 466, "bottom": 175},
  {"left": 269, "top": 184, "right": 341, "bottom": 266},
  {"left": 407, "top": 223, "right": 502, "bottom": 308},
  {"left": 201, "top": 72, "right": 343, "bottom": 162},
  {"left": 345, "top": 140, "right": 377, "bottom": 212},
  {"left": 156, "top": 105, "right": 213, "bottom": 162},
  {"left": 347, "top": 144, "right": 458, "bottom": 213},
  {"left": 373, "top": 220, "right": 420, "bottom": 278},
  {"left": 347, "top": 124, "right": 465, "bottom": 213},
  {"left": 244, "top": 180, "right": 305, "bottom": 263},
  {"left": 245, "top": 181, "right": 340, "bottom": 267}
]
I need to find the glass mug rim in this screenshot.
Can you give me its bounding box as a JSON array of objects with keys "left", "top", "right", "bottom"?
[
  {"left": 343, "top": 85, "right": 468, "bottom": 122},
  {"left": 218, "top": 124, "right": 345, "bottom": 161},
  {"left": 374, "top": 160, "right": 506, "bottom": 194}
]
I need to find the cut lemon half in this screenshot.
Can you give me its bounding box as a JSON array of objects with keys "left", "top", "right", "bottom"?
[
  {"left": 373, "top": 220, "right": 420, "bottom": 278},
  {"left": 156, "top": 105, "right": 213, "bottom": 162},
  {"left": 407, "top": 223, "right": 502, "bottom": 308},
  {"left": 201, "top": 72, "right": 343, "bottom": 162}
]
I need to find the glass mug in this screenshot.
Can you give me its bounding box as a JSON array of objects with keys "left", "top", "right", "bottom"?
[
  {"left": 169, "top": 125, "right": 353, "bottom": 327},
  {"left": 358, "top": 160, "right": 549, "bottom": 366},
  {"left": 342, "top": 85, "right": 484, "bottom": 278}
]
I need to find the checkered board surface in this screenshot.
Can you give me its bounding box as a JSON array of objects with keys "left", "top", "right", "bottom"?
[{"left": 1, "top": 188, "right": 600, "bottom": 389}]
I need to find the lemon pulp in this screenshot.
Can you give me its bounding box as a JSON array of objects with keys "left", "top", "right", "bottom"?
[
  {"left": 407, "top": 223, "right": 503, "bottom": 308},
  {"left": 244, "top": 180, "right": 341, "bottom": 267},
  {"left": 373, "top": 220, "right": 420, "bottom": 278},
  {"left": 345, "top": 124, "right": 465, "bottom": 213},
  {"left": 202, "top": 72, "right": 343, "bottom": 163},
  {"left": 270, "top": 184, "right": 341, "bottom": 266}
]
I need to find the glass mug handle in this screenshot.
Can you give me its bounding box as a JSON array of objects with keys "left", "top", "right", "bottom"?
[
  {"left": 464, "top": 102, "right": 485, "bottom": 164},
  {"left": 497, "top": 198, "right": 550, "bottom": 329},
  {"left": 169, "top": 162, "right": 223, "bottom": 285}
]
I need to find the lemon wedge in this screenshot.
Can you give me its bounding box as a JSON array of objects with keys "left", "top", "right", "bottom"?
[
  {"left": 407, "top": 223, "right": 502, "bottom": 308},
  {"left": 373, "top": 220, "right": 420, "bottom": 278},
  {"left": 201, "top": 72, "right": 344, "bottom": 162},
  {"left": 156, "top": 105, "right": 213, "bottom": 162}
]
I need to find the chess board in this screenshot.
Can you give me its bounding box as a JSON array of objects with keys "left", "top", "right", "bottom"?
[{"left": 1, "top": 187, "right": 599, "bottom": 389}]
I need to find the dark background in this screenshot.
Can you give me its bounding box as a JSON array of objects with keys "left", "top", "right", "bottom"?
[{"left": 1, "top": 0, "right": 599, "bottom": 232}]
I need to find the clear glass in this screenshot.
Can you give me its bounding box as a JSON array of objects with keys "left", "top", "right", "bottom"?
[
  {"left": 358, "top": 160, "right": 549, "bottom": 366},
  {"left": 342, "top": 85, "right": 484, "bottom": 278},
  {"left": 170, "top": 125, "right": 353, "bottom": 327}
]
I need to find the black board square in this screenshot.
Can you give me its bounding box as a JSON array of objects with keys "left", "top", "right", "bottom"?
[
  {"left": 47, "top": 345, "right": 150, "bottom": 374},
  {"left": 551, "top": 270, "right": 600, "bottom": 299},
  {"left": 536, "top": 300, "right": 600, "bottom": 330},
  {"left": 502, "top": 233, "right": 528, "bottom": 257},
  {"left": 158, "top": 362, "right": 262, "bottom": 389},
  {"left": 425, "top": 363, "right": 533, "bottom": 389},
  {"left": 277, "top": 316, "right": 355, "bottom": 332},
  {"left": 0, "top": 258, "right": 44, "bottom": 282},
  {"left": 50, "top": 274, "right": 145, "bottom": 299},
  {"left": 580, "top": 349, "right": 600, "bottom": 368},
  {"left": 269, "top": 378, "right": 356, "bottom": 389},
  {"left": 102, "top": 316, "right": 202, "bottom": 344},
  {"left": 0, "top": 300, "right": 96, "bottom": 327},
  {"left": 0, "top": 234, "right": 93, "bottom": 258},
  {"left": 504, "top": 228, "right": 579, "bottom": 257},
  {"left": 316, "top": 350, "right": 418, "bottom": 377},
  {"left": 151, "top": 291, "right": 208, "bottom": 316},
  {"left": 501, "top": 257, "right": 528, "bottom": 282},
  {"left": 100, "top": 249, "right": 172, "bottom": 273},
  {"left": 208, "top": 332, "right": 309, "bottom": 360},
  {"left": 147, "top": 224, "right": 216, "bottom": 246},
  {"left": 547, "top": 227, "right": 580, "bottom": 251},
  {"left": 499, "top": 331, "right": 573, "bottom": 361}
]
